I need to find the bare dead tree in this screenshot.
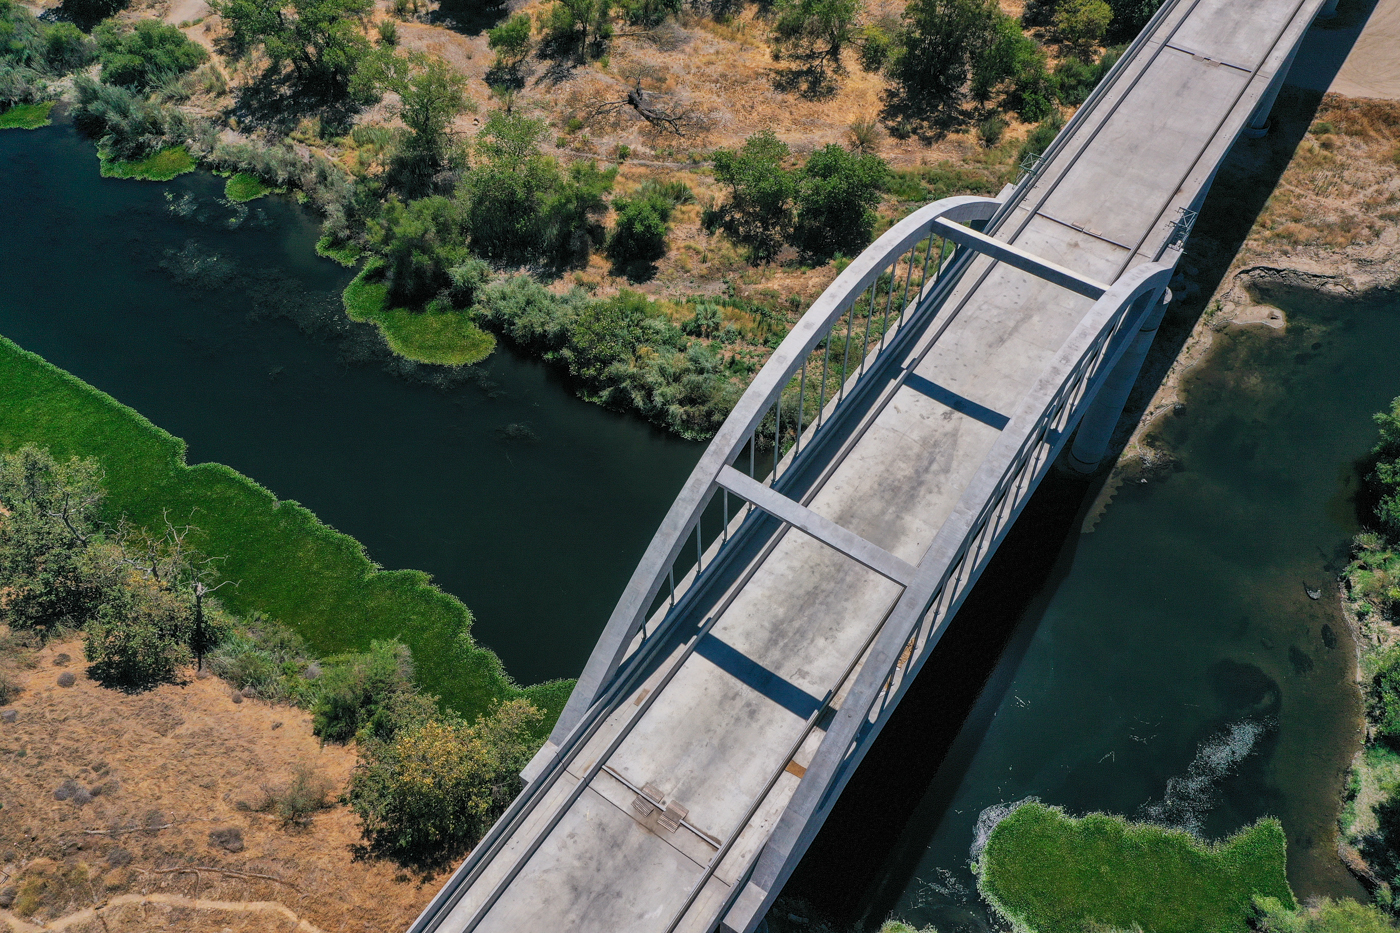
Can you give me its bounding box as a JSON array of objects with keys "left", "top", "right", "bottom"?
[{"left": 591, "top": 81, "right": 700, "bottom": 136}]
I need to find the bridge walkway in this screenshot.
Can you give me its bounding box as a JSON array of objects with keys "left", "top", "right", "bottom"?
[{"left": 413, "top": 0, "right": 1327, "bottom": 929}]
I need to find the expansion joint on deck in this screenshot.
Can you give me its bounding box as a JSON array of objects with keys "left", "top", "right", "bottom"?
[{"left": 716, "top": 467, "right": 916, "bottom": 586}]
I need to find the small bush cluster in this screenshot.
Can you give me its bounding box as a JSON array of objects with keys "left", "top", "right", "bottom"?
[
  {"left": 93, "top": 19, "right": 208, "bottom": 90},
  {"left": 709, "top": 132, "right": 889, "bottom": 262},
  {"left": 0, "top": 446, "right": 232, "bottom": 689},
  {"left": 0, "top": 0, "right": 94, "bottom": 107}
]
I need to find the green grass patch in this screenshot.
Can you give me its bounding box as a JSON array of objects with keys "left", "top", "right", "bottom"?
[
  {"left": 316, "top": 234, "right": 364, "bottom": 267},
  {"left": 224, "top": 172, "right": 271, "bottom": 202},
  {"left": 342, "top": 260, "right": 496, "bottom": 366},
  {"left": 980, "top": 803, "right": 1294, "bottom": 933},
  {"left": 0, "top": 335, "right": 567, "bottom": 727},
  {"left": 99, "top": 145, "right": 196, "bottom": 181},
  {"left": 0, "top": 101, "right": 55, "bottom": 130}
]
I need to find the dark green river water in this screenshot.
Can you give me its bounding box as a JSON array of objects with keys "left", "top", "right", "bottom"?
[
  {"left": 0, "top": 114, "right": 703, "bottom": 687},
  {"left": 3, "top": 115, "right": 1395, "bottom": 932}
]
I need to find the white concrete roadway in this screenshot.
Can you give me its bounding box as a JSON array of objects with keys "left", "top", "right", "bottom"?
[{"left": 422, "top": 0, "right": 1330, "bottom": 930}]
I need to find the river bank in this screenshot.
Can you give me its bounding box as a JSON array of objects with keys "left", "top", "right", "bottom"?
[{"left": 1103, "top": 91, "right": 1400, "bottom": 482}]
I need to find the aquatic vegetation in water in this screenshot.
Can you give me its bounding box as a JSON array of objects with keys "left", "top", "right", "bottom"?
[
  {"left": 342, "top": 259, "right": 496, "bottom": 367},
  {"left": 98, "top": 144, "right": 196, "bottom": 181},
  {"left": 0, "top": 335, "right": 572, "bottom": 724},
  {"left": 0, "top": 101, "right": 55, "bottom": 130},
  {"left": 225, "top": 172, "right": 271, "bottom": 202},
  {"left": 979, "top": 802, "right": 1293, "bottom": 933},
  {"left": 1137, "top": 717, "right": 1271, "bottom": 836}
]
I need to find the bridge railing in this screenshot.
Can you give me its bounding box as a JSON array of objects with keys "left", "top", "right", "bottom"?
[
  {"left": 728, "top": 257, "right": 1178, "bottom": 932},
  {"left": 550, "top": 192, "right": 1008, "bottom": 744}
]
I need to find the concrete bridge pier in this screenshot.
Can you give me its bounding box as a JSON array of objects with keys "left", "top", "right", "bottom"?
[
  {"left": 1317, "top": 0, "right": 1339, "bottom": 18},
  {"left": 1067, "top": 288, "right": 1173, "bottom": 473},
  {"left": 1243, "top": 36, "right": 1305, "bottom": 136}
]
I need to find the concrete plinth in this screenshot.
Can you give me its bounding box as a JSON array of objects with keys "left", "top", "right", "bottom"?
[{"left": 1068, "top": 289, "right": 1173, "bottom": 473}]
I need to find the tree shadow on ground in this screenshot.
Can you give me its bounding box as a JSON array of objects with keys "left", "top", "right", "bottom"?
[
  {"left": 879, "top": 87, "right": 971, "bottom": 141},
  {"left": 769, "top": 62, "right": 842, "bottom": 101},
  {"left": 225, "top": 69, "right": 368, "bottom": 137},
  {"left": 47, "top": 0, "right": 126, "bottom": 30},
  {"left": 426, "top": 0, "right": 509, "bottom": 34}
]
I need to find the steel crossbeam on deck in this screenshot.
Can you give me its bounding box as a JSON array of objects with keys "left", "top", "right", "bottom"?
[
  {"left": 929, "top": 217, "right": 1111, "bottom": 299},
  {"left": 715, "top": 467, "right": 917, "bottom": 586},
  {"left": 407, "top": 0, "right": 1334, "bottom": 929}
]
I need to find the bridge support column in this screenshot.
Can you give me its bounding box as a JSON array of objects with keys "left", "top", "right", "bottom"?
[
  {"left": 1317, "top": 0, "right": 1339, "bottom": 18},
  {"left": 1067, "top": 288, "right": 1172, "bottom": 474},
  {"left": 1243, "top": 40, "right": 1303, "bottom": 137}
]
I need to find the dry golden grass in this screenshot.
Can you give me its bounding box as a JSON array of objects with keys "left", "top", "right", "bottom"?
[
  {"left": 1248, "top": 95, "right": 1400, "bottom": 254},
  {"left": 0, "top": 636, "right": 434, "bottom": 933}
]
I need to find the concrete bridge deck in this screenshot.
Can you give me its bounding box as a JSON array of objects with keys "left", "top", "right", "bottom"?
[{"left": 410, "top": 0, "right": 1329, "bottom": 929}]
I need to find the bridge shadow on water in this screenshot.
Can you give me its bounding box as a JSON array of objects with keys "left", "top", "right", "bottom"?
[
  {"left": 781, "top": 20, "right": 1382, "bottom": 915},
  {"left": 784, "top": 463, "right": 1101, "bottom": 925}
]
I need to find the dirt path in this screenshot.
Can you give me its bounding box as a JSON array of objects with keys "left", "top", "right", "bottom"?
[{"left": 1, "top": 893, "right": 328, "bottom": 933}]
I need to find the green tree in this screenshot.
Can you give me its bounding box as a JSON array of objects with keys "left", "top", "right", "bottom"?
[
  {"left": 0, "top": 446, "right": 112, "bottom": 640},
  {"left": 83, "top": 571, "right": 196, "bottom": 689},
  {"left": 94, "top": 18, "right": 207, "bottom": 89},
  {"left": 347, "top": 698, "right": 543, "bottom": 858},
  {"left": 968, "top": 13, "right": 1039, "bottom": 105},
  {"left": 712, "top": 130, "right": 795, "bottom": 261},
  {"left": 607, "top": 189, "right": 673, "bottom": 265},
  {"left": 539, "top": 0, "right": 612, "bottom": 60},
  {"left": 886, "top": 0, "right": 1004, "bottom": 118},
  {"left": 1104, "top": 0, "right": 1161, "bottom": 42},
  {"left": 1054, "top": 0, "right": 1111, "bottom": 49},
  {"left": 793, "top": 143, "right": 888, "bottom": 259},
  {"left": 487, "top": 13, "right": 531, "bottom": 66},
  {"left": 373, "top": 53, "right": 472, "bottom": 187},
  {"left": 213, "top": 0, "right": 374, "bottom": 96},
  {"left": 771, "top": 0, "right": 861, "bottom": 75},
  {"left": 1370, "top": 396, "right": 1400, "bottom": 539},
  {"left": 366, "top": 195, "right": 468, "bottom": 305}
]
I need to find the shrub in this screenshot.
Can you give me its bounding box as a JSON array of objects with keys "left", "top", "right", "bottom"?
[
  {"left": 1018, "top": 110, "right": 1065, "bottom": 167},
  {"left": 94, "top": 19, "right": 208, "bottom": 89},
  {"left": 376, "top": 19, "right": 398, "bottom": 45},
  {"left": 978, "top": 114, "right": 1007, "bottom": 147},
  {"left": 311, "top": 639, "right": 417, "bottom": 742},
  {"left": 347, "top": 698, "right": 543, "bottom": 859},
  {"left": 83, "top": 573, "right": 196, "bottom": 690},
  {"left": 268, "top": 764, "right": 334, "bottom": 826},
  {"left": 607, "top": 188, "right": 674, "bottom": 264},
  {"left": 793, "top": 144, "right": 888, "bottom": 260},
  {"left": 858, "top": 23, "right": 890, "bottom": 71},
  {"left": 847, "top": 116, "right": 882, "bottom": 153}
]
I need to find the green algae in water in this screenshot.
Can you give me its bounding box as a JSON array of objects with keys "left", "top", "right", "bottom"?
[
  {"left": 0, "top": 101, "right": 55, "bottom": 130},
  {"left": 342, "top": 259, "right": 495, "bottom": 366},
  {"left": 100, "top": 144, "right": 196, "bottom": 181},
  {"left": 224, "top": 172, "right": 271, "bottom": 202},
  {"left": 980, "top": 803, "right": 1293, "bottom": 933}
]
